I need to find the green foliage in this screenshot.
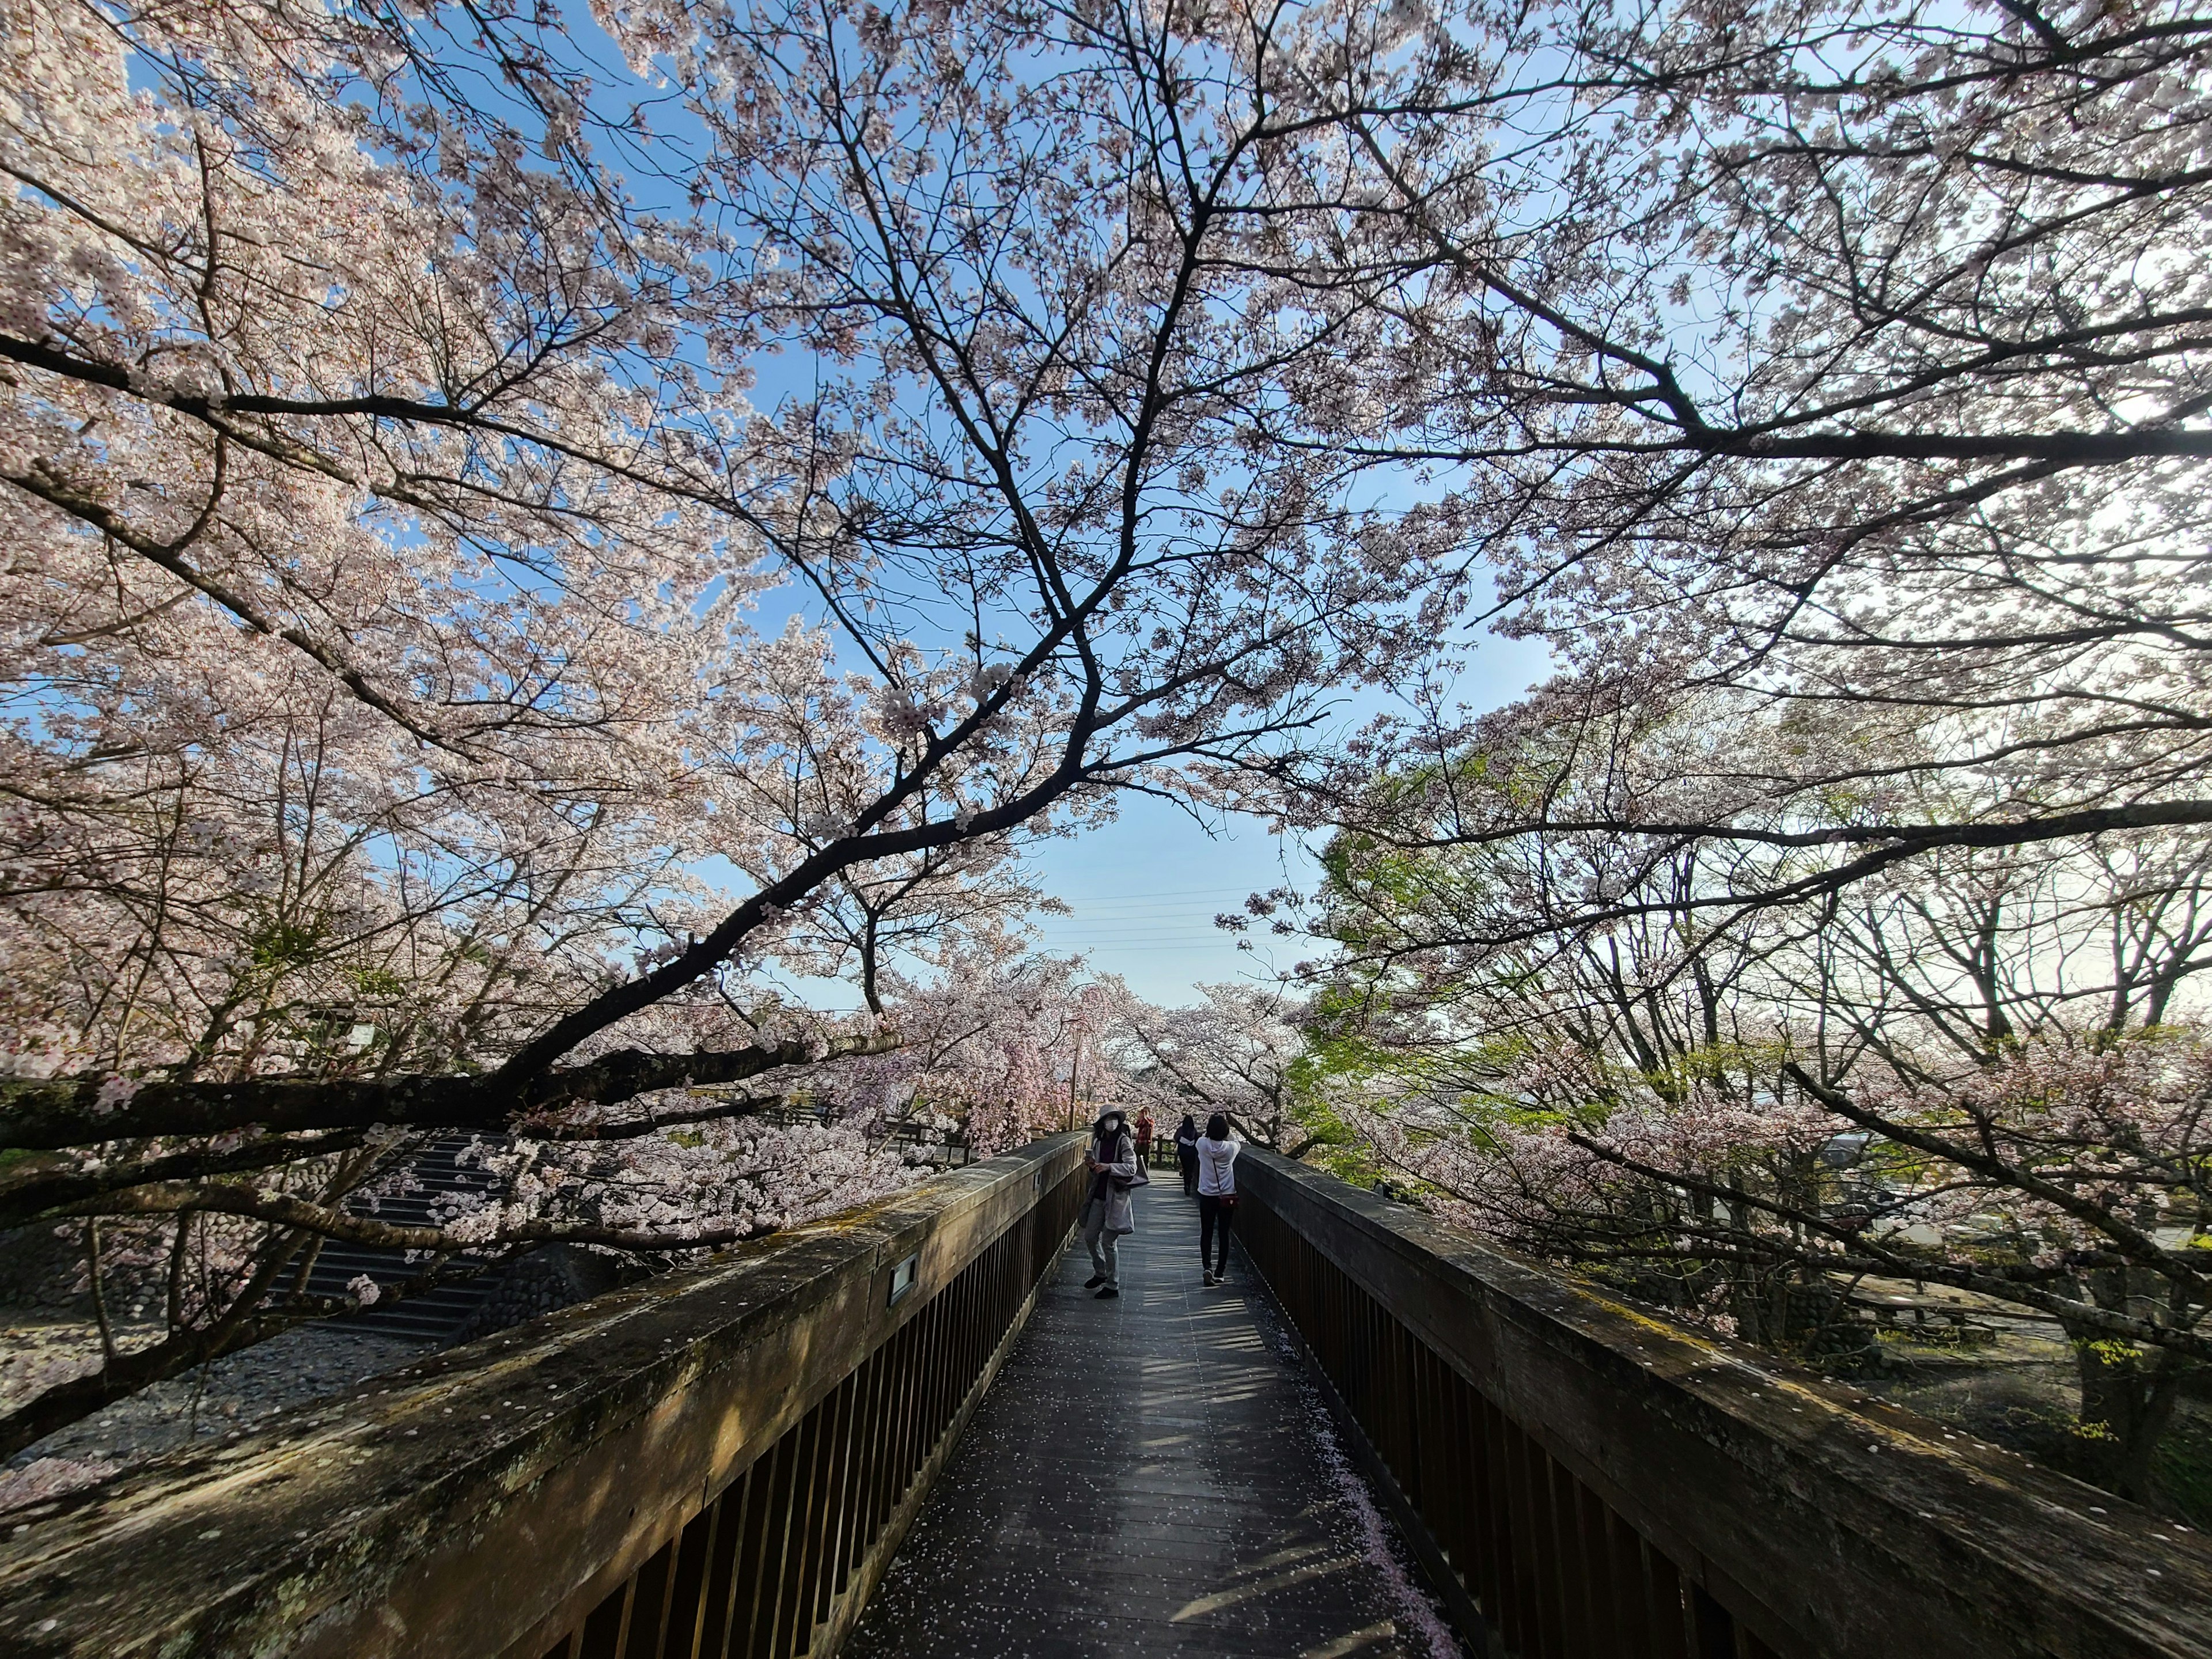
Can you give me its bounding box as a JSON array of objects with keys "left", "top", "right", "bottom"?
[
  {"left": 247, "top": 916, "right": 330, "bottom": 975},
  {"left": 350, "top": 967, "right": 407, "bottom": 999}
]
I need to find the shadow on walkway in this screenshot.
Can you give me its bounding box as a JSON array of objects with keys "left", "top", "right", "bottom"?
[{"left": 844, "top": 1187, "right": 1447, "bottom": 1658}]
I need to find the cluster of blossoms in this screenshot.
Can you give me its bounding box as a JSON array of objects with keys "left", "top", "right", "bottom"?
[{"left": 446, "top": 1116, "right": 920, "bottom": 1251}]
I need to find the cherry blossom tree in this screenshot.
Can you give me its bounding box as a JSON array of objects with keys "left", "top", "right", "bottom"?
[
  {"left": 1307, "top": 735, "right": 2212, "bottom": 1505},
  {"left": 1111, "top": 982, "right": 1318, "bottom": 1151},
  {"left": 1214, "top": 0, "right": 2212, "bottom": 1508},
  {"left": 1266, "top": 0, "right": 2212, "bottom": 929},
  {"left": 2, "top": 0, "right": 1446, "bottom": 1137},
  {"left": 831, "top": 949, "right": 1130, "bottom": 1156},
  {"left": 1, "top": 0, "right": 1475, "bottom": 1452},
  {"left": 1337, "top": 1025, "right": 2212, "bottom": 1506}
]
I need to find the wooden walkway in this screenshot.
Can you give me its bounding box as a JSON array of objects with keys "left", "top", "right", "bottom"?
[{"left": 844, "top": 1187, "right": 1439, "bottom": 1659}]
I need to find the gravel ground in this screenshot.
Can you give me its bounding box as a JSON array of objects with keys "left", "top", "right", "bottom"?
[{"left": 0, "top": 1317, "right": 433, "bottom": 1515}]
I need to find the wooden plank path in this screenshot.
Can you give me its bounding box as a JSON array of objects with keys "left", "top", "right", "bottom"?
[{"left": 844, "top": 1187, "right": 1442, "bottom": 1659}]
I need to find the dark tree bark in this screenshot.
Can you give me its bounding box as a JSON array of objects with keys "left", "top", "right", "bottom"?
[{"left": 0, "top": 1034, "right": 899, "bottom": 1152}]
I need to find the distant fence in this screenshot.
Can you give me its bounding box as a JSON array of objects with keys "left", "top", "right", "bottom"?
[
  {"left": 1234, "top": 1149, "right": 2211, "bottom": 1659},
  {"left": 0, "top": 1136, "right": 1086, "bottom": 1659}
]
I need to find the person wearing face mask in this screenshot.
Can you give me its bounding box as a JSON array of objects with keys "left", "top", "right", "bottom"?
[{"left": 1080, "top": 1108, "right": 1142, "bottom": 1298}]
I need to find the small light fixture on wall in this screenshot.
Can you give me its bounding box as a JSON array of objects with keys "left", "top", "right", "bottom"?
[{"left": 887, "top": 1251, "right": 919, "bottom": 1306}]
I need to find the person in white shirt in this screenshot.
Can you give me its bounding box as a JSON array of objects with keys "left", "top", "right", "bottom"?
[{"left": 1195, "top": 1113, "right": 1239, "bottom": 1285}]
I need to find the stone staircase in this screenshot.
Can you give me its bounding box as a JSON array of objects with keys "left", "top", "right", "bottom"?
[{"left": 294, "top": 1134, "right": 509, "bottom": 1343}]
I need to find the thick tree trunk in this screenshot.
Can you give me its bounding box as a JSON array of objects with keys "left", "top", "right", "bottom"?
[
  {"left": 0, "top": 1033, "right": 899, "bottom": 1152},
  {"left": 2066, "top": 1324, "right": 2190, "bottom": 1506}
]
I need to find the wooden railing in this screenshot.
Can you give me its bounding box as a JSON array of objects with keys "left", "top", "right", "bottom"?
[
  {"left": 0, "top": 1135, "right": 1086, "bottom": 1659},
  {"left": 1233, "top": 1148, "right": 2212, "bottom": 1659}
]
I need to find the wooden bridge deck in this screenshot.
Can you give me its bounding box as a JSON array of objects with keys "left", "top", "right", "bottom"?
[{"left": 844, "top": 1187, "right": 1437, "bottom": 1659}]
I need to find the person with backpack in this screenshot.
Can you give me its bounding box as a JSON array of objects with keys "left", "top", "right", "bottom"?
[
  {"left": 1174, "top": 1113, "right": 1202, "bottom": 1196},
  {"left": 1080, "top": 1108, "right": 1142, "bottom": 1298},
  {"left": 1196, "top": 1113, "right": 1239, "bottom": 1286}
]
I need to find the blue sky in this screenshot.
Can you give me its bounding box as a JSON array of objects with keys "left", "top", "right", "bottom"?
[
  {"left": 1022, "top": 624, "right": 1555, "bottom": 1003},
  {"left": 1023, "top": 796, "right": 1323, "bottom": 1002}
]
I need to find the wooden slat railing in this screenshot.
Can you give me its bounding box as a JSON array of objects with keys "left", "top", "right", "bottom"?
[
  {"left": 0, "top": 1135, "right": 1086, "bottom": 1659},
  {"left": 1234, "top": 1148, "right": 2212, "bottom": 1659}
]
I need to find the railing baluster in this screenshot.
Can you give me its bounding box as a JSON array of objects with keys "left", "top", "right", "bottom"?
[
  {"left": 1478, "top": 1396, "right": 1515, "bottom": 1655},
  {"left": 1646, "top": 1537, "right": 1692, "bottom": 1659},
  {"left": 1691, "top": 1583, "right": 1738, "bottom": 1659},
  {"left": 863, "top": 1326, "right": 904, "bottom": 1544},
  {"left": 1556, "top": 1459, "right": 1594, "bottom": 1659},
  {"left": 1607, "top": 1507, "right": 1654, "bottom": 1659},
  {"left": 797, "top": 1377, "right": 852, "bottom": 1645},
  {"left": 1497, "top": 1418, "right": 1537, "bottom": 1658},
  {"left": 696, "top": 1469, "right": 750, "bottom": 1659},
  {"left": 724, "top": 1441, "right": 781, "bottom": 1659},
  {"left": 578, "top": 1579, "right": 633, "bottom": 1659},
  {"left": 1461, "top": 1377, "right": 1499, "bottom": 1627},
  {"left": 743, "top": 1429, "right": 802, "bottom": 1659},
  {"left": 622, "top": 1539, "right": 676, "bottom": 1659},
  {"left": 827, "top": 1354, "right": 879, "bottom": 1606},
  {"left": 664, "top": 1495, "right": 721, "bottom": 1659}
]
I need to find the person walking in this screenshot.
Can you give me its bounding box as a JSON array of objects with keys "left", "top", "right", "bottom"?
[
  {"left": 1196, "top": 1113, "right": 1239, "bottom": 1286},
  {"left": 1174, "top": 1113, "right": 1201, "bottom": 1197},
  {"left": 1133, "top": 1108, "right": 1156, "bottom": 1168},
  {"left": 1080, "top": 1108, "right": 1141, "bottom": 1299}
]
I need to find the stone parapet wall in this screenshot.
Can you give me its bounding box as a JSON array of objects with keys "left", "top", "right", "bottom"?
[
  {"left": 0, "top": 1134, "right": 1086, "bottom": 1659},
  {"left": 0, "top": 1223, "right": 89, "bottom": 1313},
  {"left": 1236, "top": 1149, "right": 2212, "bottom": 1659},
  {"left": 446, "top": 1243, "right": 628, "bottom": 1346}
]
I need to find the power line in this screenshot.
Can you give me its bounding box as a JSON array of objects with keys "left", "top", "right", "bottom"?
[{"left": 1044, "top": 882, "right": 1266, "bottom": 899}]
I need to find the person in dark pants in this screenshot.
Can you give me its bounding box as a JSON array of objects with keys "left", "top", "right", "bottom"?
[
  {"left": 1195, "top": 1112, "right": 1240, "bottom": 1286},
  {"left": 1174, "top": 1113, "right": 1201, "bottom": 1196}
]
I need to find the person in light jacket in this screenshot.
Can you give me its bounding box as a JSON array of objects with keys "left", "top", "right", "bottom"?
[
  {"left": 1081, "top": 1108, "right": 1140, "bottom": 1299},
  {"left": 1196, "top": 1113, "right": 1240, "bottom": 1285}
]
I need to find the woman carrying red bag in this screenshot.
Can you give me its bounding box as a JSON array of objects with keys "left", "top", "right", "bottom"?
[{"left": 1195, "top": 1112, "right": 1239, "bottom": 1286}]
